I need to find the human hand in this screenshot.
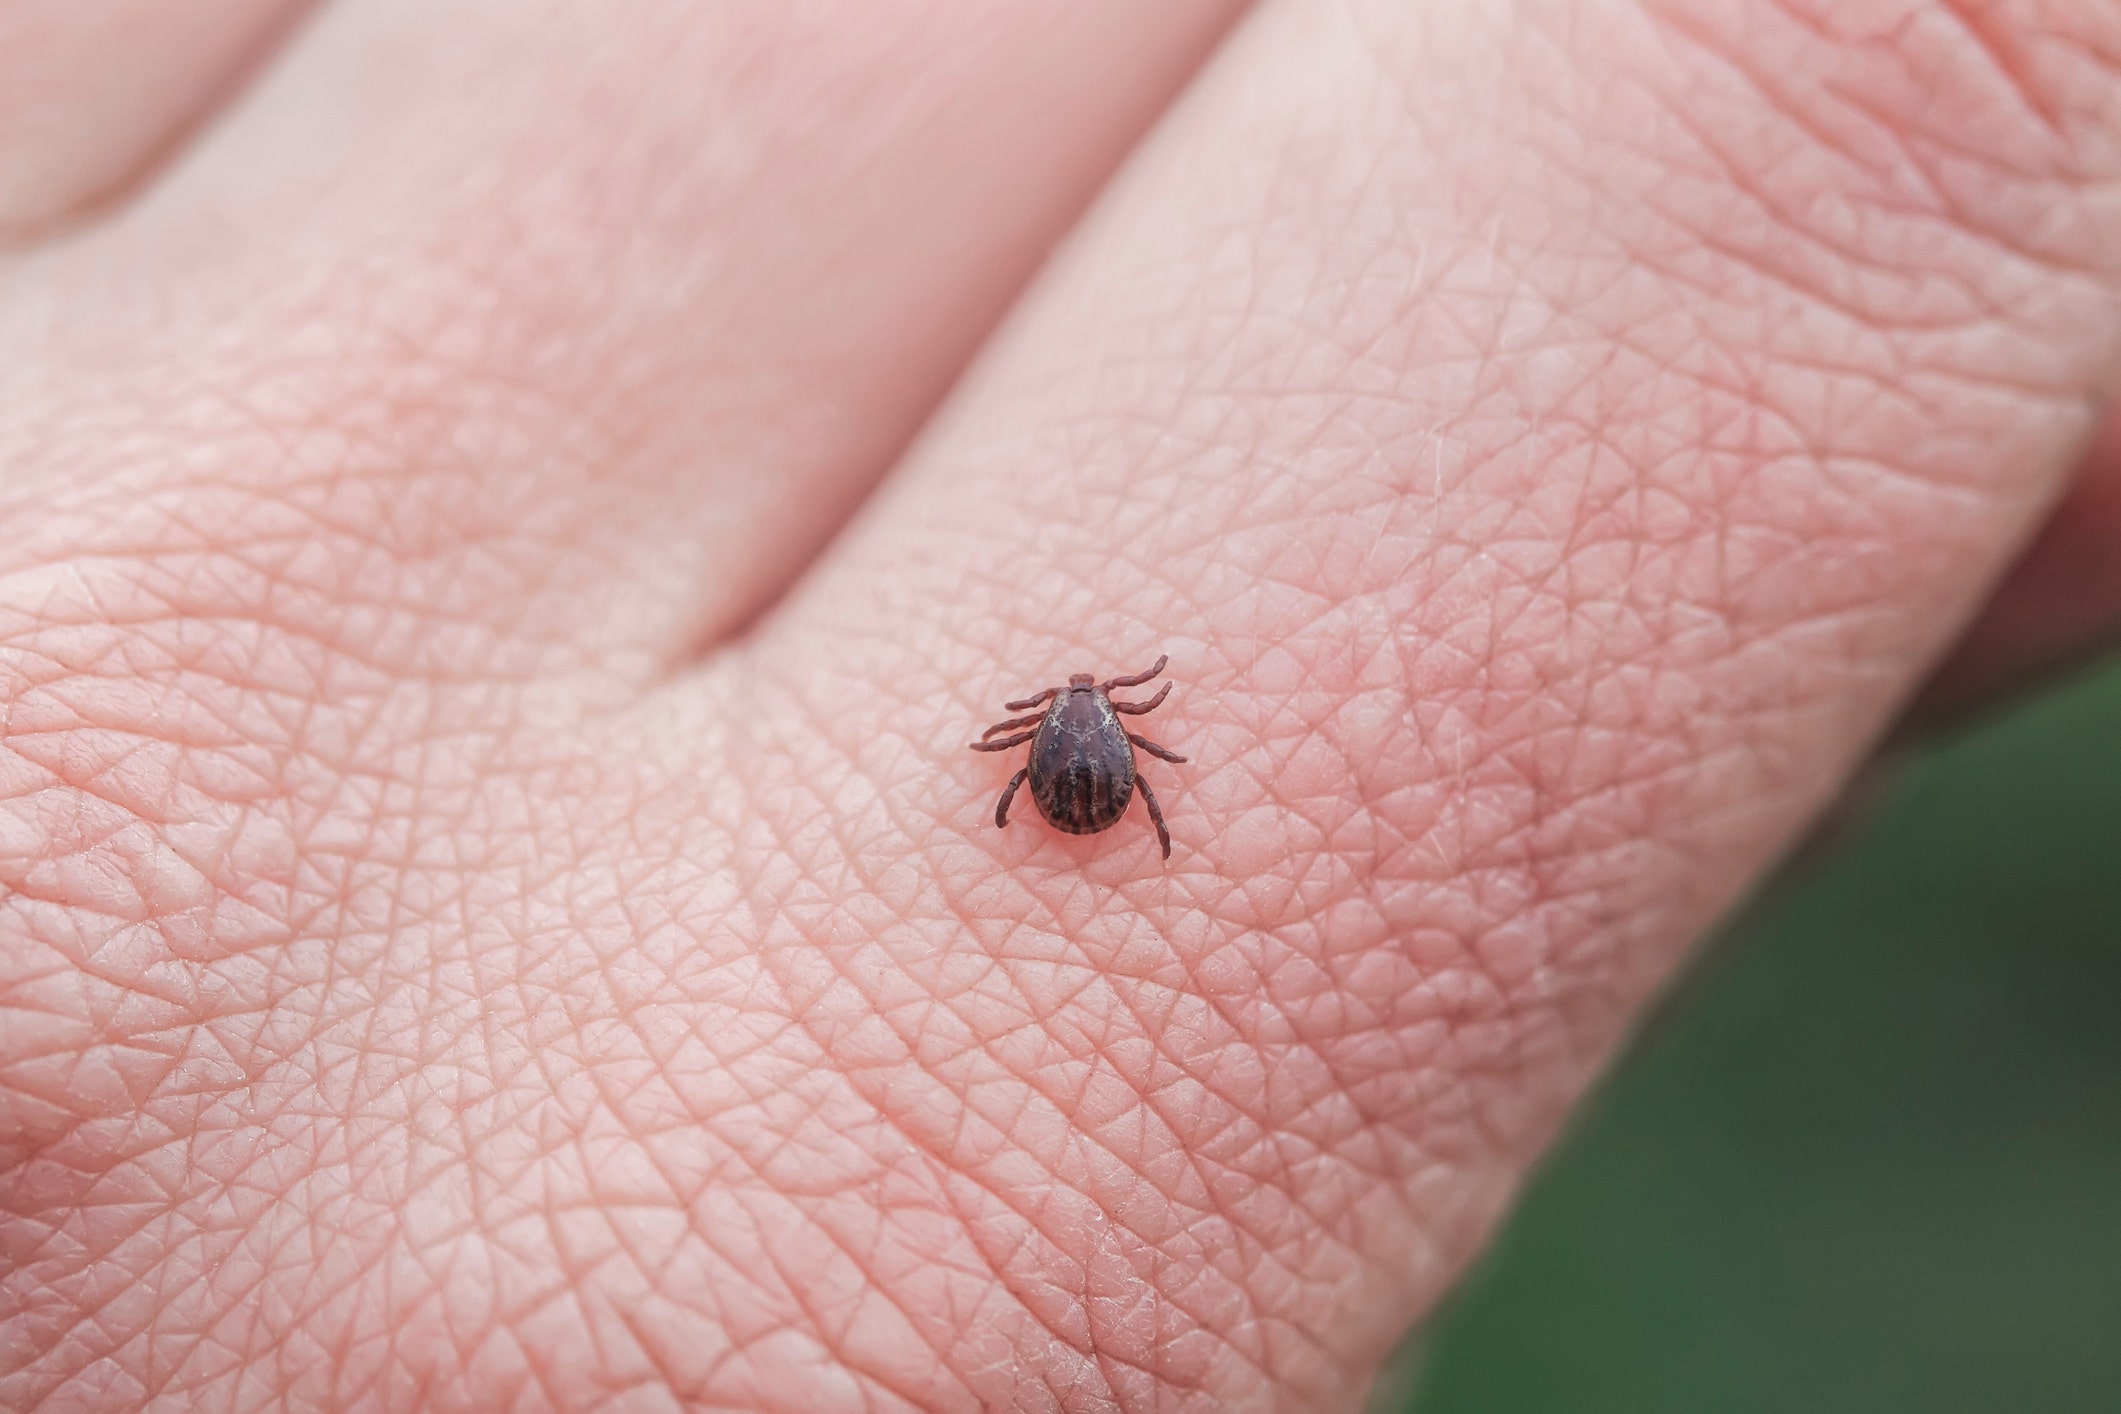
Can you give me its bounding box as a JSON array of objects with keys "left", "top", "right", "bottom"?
[{"left": 4, "top": 0, "right": 2120, "bottom": 1408}]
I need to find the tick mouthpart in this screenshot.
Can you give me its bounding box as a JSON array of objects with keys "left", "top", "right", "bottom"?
[{"left": 1068, "top": 673, "right": 1096, "bottom": 690}]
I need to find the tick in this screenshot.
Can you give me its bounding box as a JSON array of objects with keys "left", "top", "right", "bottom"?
[{"left": 970, "top": 653, "right": 1188, "bottom": 859}]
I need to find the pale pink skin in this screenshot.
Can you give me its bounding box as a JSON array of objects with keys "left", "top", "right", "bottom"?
[{"left": 4, "top": 0, "right": 2121, "bottom": 1409}]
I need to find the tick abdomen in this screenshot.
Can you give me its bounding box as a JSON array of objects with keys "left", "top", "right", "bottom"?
[{"left": 1030, "top": 691, "right": 1136, "bottom": 833}]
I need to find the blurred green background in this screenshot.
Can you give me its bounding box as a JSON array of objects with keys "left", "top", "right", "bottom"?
[{"left": 1381, "top": 659, "right": 2121, "bottom": 1414}]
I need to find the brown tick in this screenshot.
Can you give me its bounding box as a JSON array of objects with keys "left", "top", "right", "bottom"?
[{"left": 970, "top": 654, "right": 1187, "bottom": 859}]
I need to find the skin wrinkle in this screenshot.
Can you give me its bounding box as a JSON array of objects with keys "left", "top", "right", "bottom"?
[
  {"left": 721, "top": 640, "right": 1467, "bottom": 1390},
  {"left": 20, "top": 266, "right": 665, "bottom": 711},
  {"left": 1513, "top": 3, "right": 2110, "bottom": 423},
  {"left": 1666, "top": 0, "right": 2115, "bottom": 278},
  {"left": 603, "top": 1094, "right": 944, "bottom": 1397},
  {"left": 0, "top": 563, "right": 555, "bottom": 1407},
  {"left": 938, "top": 822, "right": 1374, "bottom": 1281},
  {"left": 485, "top": 737, "right": 1013, "bottom": 1407},
  {"left": 755, "top": 708, "right": 1289, "bottom": 1407},
  {"left": 720, "top": 801, "right": 1095, "bottom": 1405}
]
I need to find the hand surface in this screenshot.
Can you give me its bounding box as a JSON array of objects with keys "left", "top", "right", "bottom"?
[{"left": 4, "top": 1, "right": 2121, "bottom": 1409}]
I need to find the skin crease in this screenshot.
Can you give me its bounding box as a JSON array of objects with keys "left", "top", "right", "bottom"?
[
  {"left": 3, "top": 1, "right": 2121, "bottom": 1411},
  {"left": 0, "top": 0, "right": 306, "bottom": 237}
]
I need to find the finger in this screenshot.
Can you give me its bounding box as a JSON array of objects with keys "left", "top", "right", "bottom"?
[
  {"left": 722, "top": 0, "right": 2121, "bottom": 1401},
  {"left": 1917, "top": 393, "right": 2121, "bottom": 715},
  {"left": 0, "top": 0, "right": 303, "bottom": 238},
  {"left": 0, "top": 0, "right": 1246, "bottom": 691}
]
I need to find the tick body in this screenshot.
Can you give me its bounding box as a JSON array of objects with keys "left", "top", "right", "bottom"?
[{"left": 970, "top": 654, "right": 1187, "bottom": 859}]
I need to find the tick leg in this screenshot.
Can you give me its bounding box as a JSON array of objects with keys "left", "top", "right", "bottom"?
[
  {"left": 1135, "top": 776, "right": 1172, "bottom": 859},
  {"left": 1005, "top": 686, "right": 1060, "bottom": 712},
  {"left": 970, "top": 730, "right": 1037, "bottom": 752},
  {"left": 1127, "top": 732, "right": 1187, "bottom": 764},
  {"left": 1112, "top": 682, "right": 1171, "bottom": 716},
  {"left": 1099, "top": 653, "right": 1168, "bottom": 691},
  {"left": 995, "top": 767, "right": 1029, "bottom": 828},
  {"left": 980, "top": 712, "right": 1044, "bottom": 740}
]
